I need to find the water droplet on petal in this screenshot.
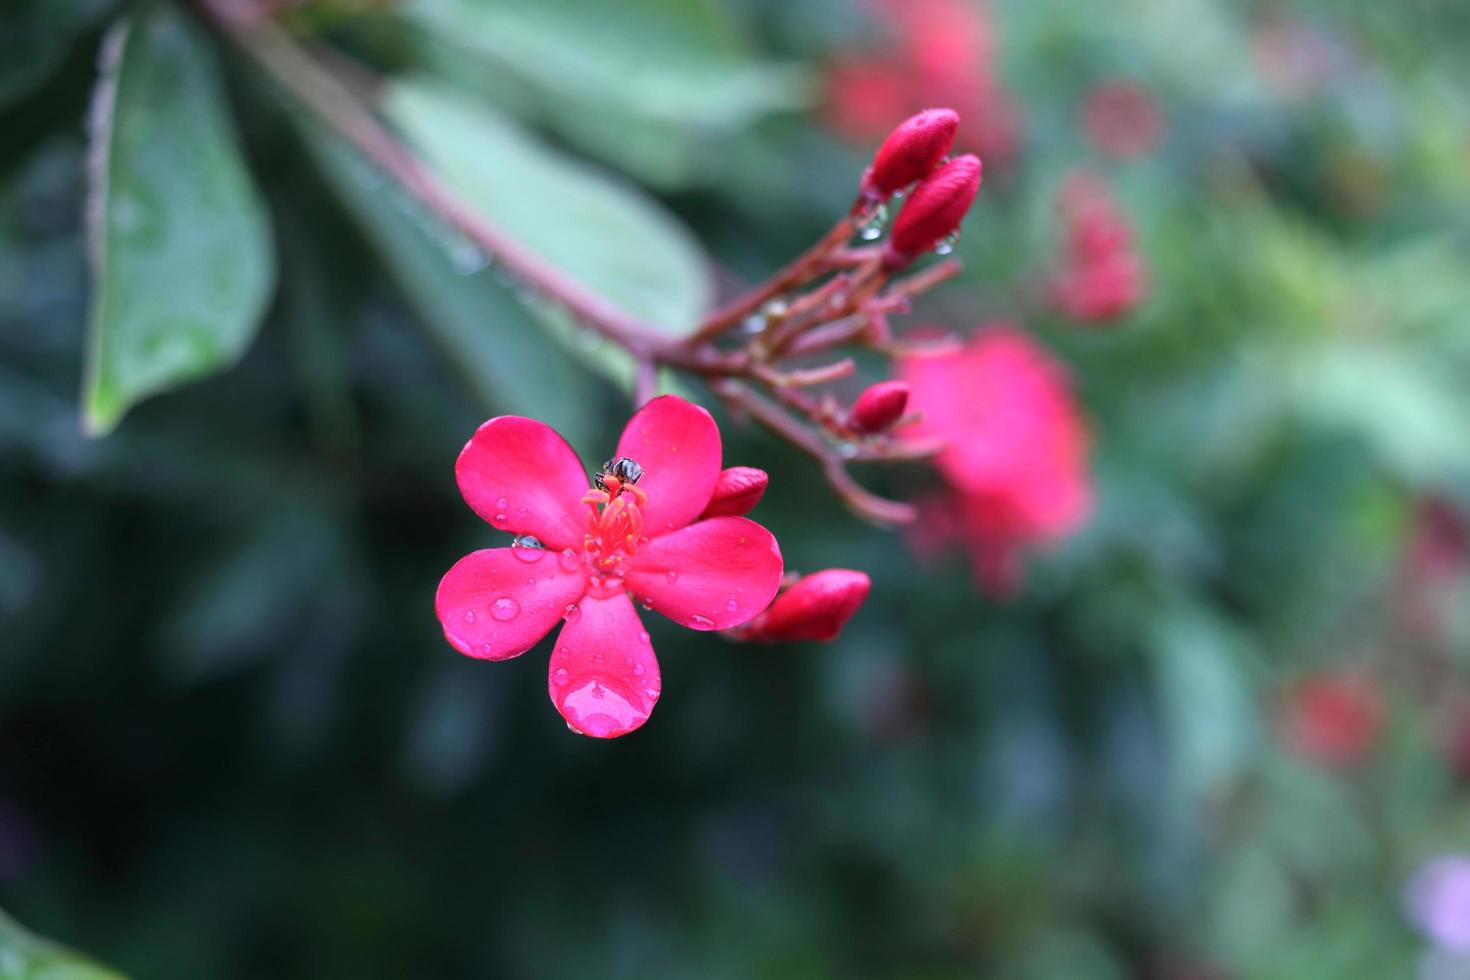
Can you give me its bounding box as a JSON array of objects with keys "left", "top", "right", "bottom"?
[
  {"left": 639, "top": 631, "right": 650, "bottom": 644},
  {"left": 665, "top": 570, "right": 679, "bottom": 584},
  {"left": 646, "top": 687, "right": 660, "bottom": 701},
  {"left": 592, "top": 652, "right": 604, "bottom": 665},
  {"left": 491, "top": 597, "right": 520, "bottom": 621},
  {"left": 687, "top": 614, "right": 716, "bottom": 631},
  {"left": 558, "top": 548, "right": 582, "bottom": 572},
  {"left": 640, "top": 597, "right": 655, "bottom": 611},
  {"left": 563, "top": 603, "right": 581, "bottom": 623},
  {"left": 496, "top": 497, "right": 509, "bottom": 510},
  {"left": 934, "top": 230, "right": 961, "bottom": 256},
  {"left": 492, "top": 513, "right": 508, "bottom": 527},
  {"left": 516, "top": 506, "right": 527, "bottom": 517},
  {"left": 567, "top": 722, "right": 585, "bottom": 735},
  {"left": 463, "top": 610, "right": 476, "bottom": 624},
  {"left": 726, "top": 599, "right": 738, "bottom": 612},
  {"left": 511, "top": 538, "right": 545, "bottom": 562},
  {"left": 633, "top": 663, "right": 645, "bottom": 676},
  {"left": 553, "top": 668, "right": 569, "bottom": 686},
  {"left": 480, "top": 642, "right": 494, "bottom": 655}
]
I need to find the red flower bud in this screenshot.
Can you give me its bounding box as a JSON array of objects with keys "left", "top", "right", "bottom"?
[
  {"left": 739, "top": 569, "right": 871, "bottom": 643},
  {"left": 883, "top": 154, "right": 982, "bottom": 268},
  {"left": 699, "top": 466, "right": 769, "bottom": 519},
  {"left": 850, "top": 380, "right": 910, "bottom": 434},
  {"left": 860, "top": 108, "right": 960, "bottom": 201}
]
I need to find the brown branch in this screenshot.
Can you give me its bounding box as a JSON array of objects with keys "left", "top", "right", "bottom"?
[{"left": 208, "top": 8, "right": 671, "bottom": 356}]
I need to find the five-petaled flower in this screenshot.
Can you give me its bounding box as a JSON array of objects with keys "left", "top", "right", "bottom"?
[{"left": 436, "top": 395, "right": 784, "bottom": 739}]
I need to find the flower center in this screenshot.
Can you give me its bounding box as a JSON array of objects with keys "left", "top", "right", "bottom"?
[{"left": 581, "top": 460, "right": 647, "bottom": 580}]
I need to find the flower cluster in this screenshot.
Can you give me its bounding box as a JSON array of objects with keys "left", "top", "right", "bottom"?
[
  {"left": 436, "top": 396, "right": 874, "bottom": 738},
  {"left": 1051, "top": 171, "right": 1148, "bottom": 323},
  {"left": 900, "top": 324, "right": 1093, "bottom": 595},
  {"left": 826, "top": 0, "right": 1020, "bottom": 166}
]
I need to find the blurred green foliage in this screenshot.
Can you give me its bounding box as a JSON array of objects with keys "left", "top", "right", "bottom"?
[{"left": 3, "top": 0, "right": 1470, "bottom": 977}]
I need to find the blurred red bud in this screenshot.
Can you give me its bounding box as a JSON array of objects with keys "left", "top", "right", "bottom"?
[
  {"left": 851, "top": 380, "right": 911, "bottom": 434},
  {"left": 883, "top": 154, "right": 982, "bottom": 267},
  {"left": 739, "top": 569, "right": 872, "bottom": 643},
  {"left": 860, "top": 108, "right": 960, "bottom": 201},
  {"left": 1278, "top": 670, "right": 1382, "bottom": 769},
  {"left": 699, "top": 466, "right": 769, "bottom": 519}
]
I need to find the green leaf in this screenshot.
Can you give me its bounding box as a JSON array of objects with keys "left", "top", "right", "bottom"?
[
  {"left": 0, "top": 907, "right": 128, "bottom": 980},
  {"left": 299, "top": 125, "right": 602, "bottom": 447},
  {"left": 1149, "top": 603, "right": 1257, "bottom": 807},
  {"left": 382, "top": 78, "right": 713, "bottom": 340},
  {"left": 0, "top": 0, "right": 111, "bottom": 110},
  {"left": 400, "top": 0, "right": 813, "bottom": 129},
  {"left": 83, "top": 7, "right": 275, "bottom": 435}
]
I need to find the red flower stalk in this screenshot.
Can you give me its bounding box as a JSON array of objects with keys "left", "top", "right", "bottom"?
[
  {"left": 699, "top": 466, "right": 770, "bottom": 519},
  {"left": 436, "top": 395, "right": 784, "bottom": 738},
  {"left": 1082, "top": 79, "right": 1163, "bottom": 160},
  {"left": 901, "top": 324, "right": 1092, "bottom": 595},
  {"left": 1278, "top": 670, "right": 1383, "bottom": 769},
  {"left": 1051, "top": 171, "right": 1147, "bottom": 323},
  {"left": 859, "top": 108, "right": 959, "bottom": 203},
  {"left": 883, "top": 154, "right": 982, "bottom": 269},
  {"left": 737, "top": 569, "right": 872, "bottom": 643},
  {"left": 850, "top": 380, "right": 910, "bottom": 434}
]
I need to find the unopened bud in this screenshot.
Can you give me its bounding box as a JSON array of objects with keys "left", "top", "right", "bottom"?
[
  {"left": 883, "top": 154, "right": 982, "bottom": 268},
  {"left": 739, "top": 569, "right": 871, "bottom": 643},
  {"left": 850, "top": 380, "right": 910, "bottom": 434},
  {"left": 859, "top": 108, "right": 959, "bottom": 202},
  {"left": 699, "top": 466, "right": 769, "bottom": 519}
]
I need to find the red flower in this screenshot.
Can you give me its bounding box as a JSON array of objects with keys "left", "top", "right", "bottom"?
[
  {"left": 901, "top": 325, "right": 1092, "bottom": 595},
  {"left": 1051, "top": 171, "right": 1147, "bottom": 323},
  {"left": 436, "top": 395, "right": 784, "bottom": 738},
  {"left": 1082, "top": 79, "right": 1163, "bottom": 160},
  {"left": 737, "top": 569, "right": 872, "bottom": 643},
  {"left": 1278, "top": 670, "right": 1382, "bottom": 769}
]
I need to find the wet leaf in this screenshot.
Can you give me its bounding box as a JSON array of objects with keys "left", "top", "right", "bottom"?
[
  {"left": 83, "top": 7, "right": 275, "bottom": 434},
  {"left": 383, "top": 78, "right": 713, "bottom": 339},
  {"left": 300, "top": 127, "right": 601, "bottom": 444}
]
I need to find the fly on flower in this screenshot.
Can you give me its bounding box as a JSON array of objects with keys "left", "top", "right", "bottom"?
[{"left": 436, "top": 395, "right": 784, "bottom": 739}]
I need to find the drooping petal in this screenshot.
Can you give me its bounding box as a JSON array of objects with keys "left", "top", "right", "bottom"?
[
  {"left": 614, "top": 395, "right": 721, "bottom": 537},
  {"left": 436, "top": 548, "right": 588, "bottom": 660},
  {"left": 623, "top": 516, "right": 783, "bottom": 631},
  {"left": 456, "top": 416, "right": 590, "bottom": 549},
  {"left": 547, "top": 591, "right": 661, "bottom": 739}
]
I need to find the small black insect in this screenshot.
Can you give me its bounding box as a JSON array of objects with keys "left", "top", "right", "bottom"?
[{"left": 594, "top": 456, "right": 643, "bottom": 491}]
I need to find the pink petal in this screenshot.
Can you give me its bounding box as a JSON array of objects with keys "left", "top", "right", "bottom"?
[
  {"left": 547, "top": 592, "right": 661, "bottom": 739},
  {"left": 623, "top": 516, "right": 784, "bottom": 631},
  {"left": 436, "top": 548, "right": 588, "bottom": 660},
  {"left": 614, "top": 395, "right": 721, "bottom": 537},
  {"left": 456, "top": 416, "right": 590, "bottom": 550}
]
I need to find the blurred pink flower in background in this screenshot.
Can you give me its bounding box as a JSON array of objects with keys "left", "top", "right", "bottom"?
[
  {"left": 1407, "top": 856, "right": 1470, "bottom": 954},
  {"left": 901, "top": 324, "right": 1093, "bottom": 595},
  {"left": 1277, "top": 669, "right": 1382, "bottom": 769},
  {"left": 826, "top": 0, "right": 1022, "bottom": 165},
  {"left": 1083, "top": 78, "right": 1164, "bottom": 160},
  {"left": 1051, "top": 170, "right": 1149, "bottom": 323}
]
